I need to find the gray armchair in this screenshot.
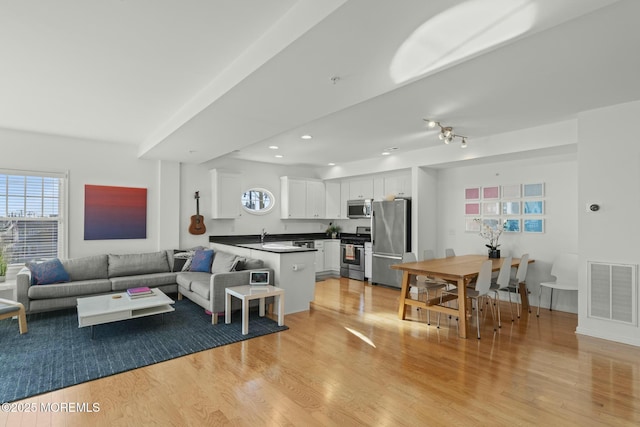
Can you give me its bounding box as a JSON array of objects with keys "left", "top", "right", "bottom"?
[{"left": 176, "top": 268, "right": 275, "bottom": 324}]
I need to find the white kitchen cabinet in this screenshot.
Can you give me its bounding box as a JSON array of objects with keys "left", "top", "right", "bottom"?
[
  {"left": 364, "top": 242, "right": 372, "bottom": 280},
  {"left": 280, "top": 177, "right": 307, "bottom": 219},
  {"left": 210, "top": 169, "right": 241, "bottom": 219},
  {"left": 281, "top": 177, "right": 325, "bottom": 219},
  {"left": 324, "top": 239, "right": 340, "bottom": 273},
  {"left": 306, "top": 180, "right": 326, "bottom": 219},
  {"left": 373, "top": 176, "right": 384, "bottom": 201},
  {"left": 340, "top": 181, "right": 350, "bottom": 219},
  {"left": 348, "top": 178, "right": 373, "bottom": 200},
  {"left": 325, "top": 181, "right": 341, "bottom": 219},
  {"left": 314, "top": 240, "right": 325, "bottom": 272},
  {"left": 384, "top": 173, "right": 411, "bottom": 199}
]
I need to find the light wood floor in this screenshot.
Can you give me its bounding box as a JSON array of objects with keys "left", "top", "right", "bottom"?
[{"left": 3, "top": 278, "right": 640, "bottom": 426}]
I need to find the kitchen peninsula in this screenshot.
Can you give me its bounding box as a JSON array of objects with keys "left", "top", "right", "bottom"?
[{"left": 210, "top": 234, "right": 320, "bottom": 314}]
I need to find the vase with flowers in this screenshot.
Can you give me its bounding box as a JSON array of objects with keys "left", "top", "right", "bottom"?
[{"left": 475, "top": 219, "right": 505, "bottom": 258}]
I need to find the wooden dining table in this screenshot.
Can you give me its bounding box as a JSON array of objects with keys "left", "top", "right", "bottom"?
[{"left": 391, "top": 254, "right": 534, "bottom": 338}]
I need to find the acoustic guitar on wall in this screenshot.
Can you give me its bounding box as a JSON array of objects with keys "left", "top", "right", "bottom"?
[{"left": 189, "top": 191, "right": 206, "bottom": 235}]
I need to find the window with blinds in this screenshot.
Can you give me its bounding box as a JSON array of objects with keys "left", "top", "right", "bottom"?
[{"left": 0, "top": 171, "right": 67, "bottom": 264}]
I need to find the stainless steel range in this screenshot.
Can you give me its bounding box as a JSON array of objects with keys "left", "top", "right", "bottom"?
[{"left": 340, "top": 226, "right": 371, "bottom": 281}]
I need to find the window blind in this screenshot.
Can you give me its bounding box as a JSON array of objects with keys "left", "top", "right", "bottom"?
[{"left": 0, "top": 170, "right": 67, "bottom": 264}]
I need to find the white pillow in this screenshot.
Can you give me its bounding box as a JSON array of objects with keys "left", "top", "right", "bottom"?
[{"left": 211, "top": 251, "right": 239, "bottom": 273}]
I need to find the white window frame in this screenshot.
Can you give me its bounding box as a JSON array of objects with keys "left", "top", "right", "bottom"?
[{"left": 0, "top": 168, "right": 68, "bottom": 264}]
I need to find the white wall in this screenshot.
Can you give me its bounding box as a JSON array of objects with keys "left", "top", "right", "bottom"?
[
  {"left": 577, "top": 99, "right": 640, "bottom": 346},
  {"left": 0, "top": 128, "right": 179, "bottom": 257},
  {"left": 178, "top": 158, "right": 332, "bottom": 249},
  {"left": 435, "top": 152, "right": 579, "bottom": 312}
]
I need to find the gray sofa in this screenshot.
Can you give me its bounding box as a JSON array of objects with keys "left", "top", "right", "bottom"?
[{"left": 16, "top": 250, "right": 272, "bottom": 324}]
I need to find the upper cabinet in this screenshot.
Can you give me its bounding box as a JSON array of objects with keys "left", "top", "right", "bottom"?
[
  {"left": 348, "top": 177, "right": 374, "bottom": 200},
  {"left": 384, "top": 172, "right": 411, "bottom": 199},
  {"left": 210, "top": 169, "right": 241, "bottom": 219},
  {"left": 340, "top": 181, "right": 349, "bottom": 219},
  {"left": 325, "top": 181, "right": 342, "bottom": 219},
  {"left": 281, "top": 176, "right": 325, "bottom": 219},
  {"left": 306, "top": 180, "right": 326, "bottom": 218}
]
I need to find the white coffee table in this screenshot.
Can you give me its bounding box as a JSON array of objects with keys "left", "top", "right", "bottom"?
[
  {"left": 77, "top": 288, "right": 175, "bottom": 338},
  {"left": 225, "top": 285, "right": 285, "bottom": 335}
]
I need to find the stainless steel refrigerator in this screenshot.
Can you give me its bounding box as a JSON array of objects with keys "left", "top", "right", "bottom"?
[{"left": 371, "top": 199, "right": 411, "bottom": 288}]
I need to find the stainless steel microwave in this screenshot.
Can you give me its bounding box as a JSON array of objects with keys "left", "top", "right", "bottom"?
[{"left": 347, "top": 199, "right": 372, "bottom": 218}]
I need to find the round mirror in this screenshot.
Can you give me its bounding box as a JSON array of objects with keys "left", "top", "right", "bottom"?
[{"left": 241, "top": 188, "right": 275, "bottom": 215}]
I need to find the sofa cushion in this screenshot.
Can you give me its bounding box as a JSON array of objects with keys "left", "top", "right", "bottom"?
[
  {"left": 211, "top": 251, "right": 240, "bottom": 273},
  {"left": 61, "top": 254, "right": 109, "bottom": 281},
  {"left": 108, "top": 251, "right": 170, "bottom": 277},
  {"left": 172, "top": 250, "right": 193, "bottom": 272},
  {"left": 235, "top": 257, "right": 264, "bottom": 271},
  {"left": 176, "top": 272, "right": 211, "bottom": 292},
  {"left": 109, "top": 272, "right": 178, "bottom": 291},
  {"left": 27, "top": 258, "right": 70, "bottom": 285},
  {"left": 190, "top": 279, "right": 211, "bottom": 300},
  {"left": 28, "top": 279, "right": 112, "bottom": 299},
  {"left": 189, "top": 249, "right": 214, "bottom": 273}
]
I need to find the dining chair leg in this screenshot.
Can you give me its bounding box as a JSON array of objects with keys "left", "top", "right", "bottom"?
[
  {"left": 549, "top": 288, "right": 554, "bottom": 311},
  {"left": 475, "top": 298, "right": 481, "bottom": 339},
  {"left": 425, "top": 289, "right": 431, "bottom": 325},
  {"left": 494, "top": 292, "right": 502, "bottom": 328},
  {"left": 537, "top": 285, "right": 542, "bottom": 317}
]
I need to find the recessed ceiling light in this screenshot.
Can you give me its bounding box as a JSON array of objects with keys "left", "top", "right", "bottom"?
[
  {"left": 269, "top": 145, "right": 279, "bottom": 150},
  {"left": 275, "top": 154, "right": 283, "bottom": 158},
  {"left": 381, "top": 152, "right": 391, "bottom": 156},
  {"left": 328, "top": 162, "right": 336, "bottom": 166},
  {"left": 301, "top": 134, "right": 312, "bottom": 140}
]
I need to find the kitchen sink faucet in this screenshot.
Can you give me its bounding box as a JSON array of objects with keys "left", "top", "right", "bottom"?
[{"left": 261, "top": 228, "right": 268, "bottom": 245}]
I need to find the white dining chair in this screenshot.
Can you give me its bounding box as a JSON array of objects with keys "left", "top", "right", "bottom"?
[
  {"left": 403, "top": 252, "right": 447, "bottom": 325},
  {"left": 445, "top": 248, "right": 456, "bottom": 258},
  {"left": 441, "top": 260, "right": 495, "bottom": 339},
  {"left": 537, "top": 253, "right": 579, "bottom": 317},
  {"left": 423, "top": 249, "right": 435, "bottom": 260},
  {"left": 505, "top": 253, "right": 530, "bottom": 318},
  {"left": 489, "top": 256, "right": 514, "bottom": 327}
]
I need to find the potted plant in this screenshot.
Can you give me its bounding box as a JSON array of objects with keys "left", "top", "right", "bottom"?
[
  {"left": 0, "top": 246, "right": 7, "bottom": 283},
  {"left": 326, "top": 223, "right": 341, "bottom": 239}
]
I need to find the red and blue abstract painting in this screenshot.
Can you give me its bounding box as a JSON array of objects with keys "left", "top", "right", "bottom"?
[{"left": 84, "top": 185, "right": 147, "bottom": 240}]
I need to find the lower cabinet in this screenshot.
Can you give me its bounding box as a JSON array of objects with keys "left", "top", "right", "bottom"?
[
  {"left": 364, "top": 242, "right": 372, "bottom": 281},
  {"left": 314, "top": 240, "right": 325, "bottom": 273},
  {"left": 324, "top": 240, "right": 340, "bottom": 275}
]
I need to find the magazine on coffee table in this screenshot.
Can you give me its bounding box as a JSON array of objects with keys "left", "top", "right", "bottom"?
[{"left": 126, "top": 287, "right": 154, "bottom": 298}]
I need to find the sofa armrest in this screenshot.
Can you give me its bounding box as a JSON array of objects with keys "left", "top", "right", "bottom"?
[{"left": 16, "top": 267, "right": 31, "bottom": 312}]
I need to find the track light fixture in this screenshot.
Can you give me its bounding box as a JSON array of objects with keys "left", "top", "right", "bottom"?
[{"left": 424, "top": 119, "right": 469, "bottom": 148}]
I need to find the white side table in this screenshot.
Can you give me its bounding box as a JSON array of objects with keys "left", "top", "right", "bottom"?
[{"left": 225, "top": 285, "right": 285, "bottom": 335}]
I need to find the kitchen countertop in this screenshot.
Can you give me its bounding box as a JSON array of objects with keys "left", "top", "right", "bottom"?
[
  {"left": 210, "top": 233, "right": 339, "bottom": 254},
  {"left": 234, "top": 243, "right": 317, "bottom": 253}
]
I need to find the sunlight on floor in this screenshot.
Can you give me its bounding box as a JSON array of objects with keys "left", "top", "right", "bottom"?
[{"left": 344, "top": 327, "right": 376, "bottom": 348}]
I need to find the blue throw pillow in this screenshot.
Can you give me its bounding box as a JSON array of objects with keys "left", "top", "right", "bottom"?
[
  {"left": 189, "top": 250, "right": 214, "bottom": 273},
  {"left": 27, "top": 258, "right": 70, "bottom": 285}
]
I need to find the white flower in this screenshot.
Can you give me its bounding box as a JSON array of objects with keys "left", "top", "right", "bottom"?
[{"left": 474, "top": 218, "right": 505, "bottom": 250}]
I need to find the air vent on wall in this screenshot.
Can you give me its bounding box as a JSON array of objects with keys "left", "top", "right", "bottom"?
[{"left": 588, "top": 261, "right": 637, "bottom": 325}]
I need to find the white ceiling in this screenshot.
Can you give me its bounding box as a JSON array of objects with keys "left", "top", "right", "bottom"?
[{"left": 2, "top": 0, "right": 638, "bottom": 168}]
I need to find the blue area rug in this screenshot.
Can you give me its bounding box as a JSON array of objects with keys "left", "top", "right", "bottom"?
[{"left": 0, "top": 297, "right": 288, "bottom": 403}]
